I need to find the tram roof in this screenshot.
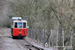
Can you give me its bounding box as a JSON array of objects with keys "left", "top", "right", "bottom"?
[
  {"left": 12, "top": 20, "right": 27, "bottom": 22},
  {"left": 12, "top": 17, "right": 27, "bottom": 22},
  {"left": 12, "top": 17, "right": 22, "bottom": 20}
]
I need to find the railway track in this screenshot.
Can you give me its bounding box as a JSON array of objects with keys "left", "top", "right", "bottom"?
[{"left": 0, "top": 28, "right": 45, "bottom": 50}]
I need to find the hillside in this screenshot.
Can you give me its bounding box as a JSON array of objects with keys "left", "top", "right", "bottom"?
[{"left": 0, "top": 0, "right": 10, "bottom": 26}]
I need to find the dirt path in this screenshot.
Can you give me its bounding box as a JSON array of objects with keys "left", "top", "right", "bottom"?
[{"left": 0, "top": 28, "right": 37, "bottom": 50}]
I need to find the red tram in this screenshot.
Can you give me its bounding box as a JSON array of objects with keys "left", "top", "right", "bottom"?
[{"left": 11, "top": 17, "right": 29, "bottom": 39}]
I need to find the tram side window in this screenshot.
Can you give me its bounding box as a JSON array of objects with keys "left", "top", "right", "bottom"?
[
  {"left": 23, "top": 23, "right": 26, "bottom": 28},
  {"left": 15, "top": 22, "right": 17, "bottom": 28}
]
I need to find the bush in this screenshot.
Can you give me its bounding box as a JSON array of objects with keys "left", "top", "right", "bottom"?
[
  {"left": 3, "top": 22, "right": 11, "bottom": 28},
  {"left": 8, "top": 15, "right": 14, "bottom": 19},
  {"left": 2, "top": 14, "right": 14, "bottom": 28}
]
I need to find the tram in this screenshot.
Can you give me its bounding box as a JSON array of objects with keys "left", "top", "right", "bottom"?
[{"left": 11, "top": 17, "right": 29, "bottom": 39}]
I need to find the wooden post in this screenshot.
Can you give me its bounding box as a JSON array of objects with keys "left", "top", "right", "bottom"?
[
  {"left": 29, "top": 29, "right": 31, "bottom": 38},
  {"left": 44, "top": 30, "right": 46, "bottom": 47},
  {"left": 70, "top": 31, "right": 73, "bottom": 50},
  {"left": 42, "top": 29, "right": 45, "bottom": 47},
  {"left": 37, "top": 29, "right": 39, "bottom": 43},
  {"left": 49, "top": 30, "right": 52, "bottom": 47},
  {"left": 27, "top": 28, "right": 29, "bottom": 37},
  {"left": 62, "top": 30, "right": 64, "bottom": 50},
  {"left": 31, "top": 29, "right": 32, "bottom": 38},
  {"left": 31, "top": 29, "right": 33, "bottom": 39},
  {"left": 56, "top": 30, "right": 58, "bottom": 48}
]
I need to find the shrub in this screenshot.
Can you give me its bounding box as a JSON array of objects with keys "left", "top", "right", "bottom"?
[
  {"left": 8, "top": 15, "right": 14, "bottom": 19},
  {"left": 3, "top": 22, "right": 11, "bottom": 28}
]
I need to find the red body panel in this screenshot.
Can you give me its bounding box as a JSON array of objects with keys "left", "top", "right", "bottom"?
[{"left": 11, "top": 28, "right": 27, "bottom": 36}]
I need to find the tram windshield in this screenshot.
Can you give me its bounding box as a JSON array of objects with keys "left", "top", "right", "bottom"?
[{"left": 18, "top": 22, "right": 22, "bottom": 28}]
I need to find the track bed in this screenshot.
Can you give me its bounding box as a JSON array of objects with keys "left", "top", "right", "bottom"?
[{"left": 0, "top": 28, "right": 38, "bottom": 50}]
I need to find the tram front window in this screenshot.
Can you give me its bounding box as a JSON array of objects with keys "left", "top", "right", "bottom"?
[
  {"left": 18, "top": 22, "right": 22, "bottom": 28},
  {"left": 23, "top": 23, "right": 26, "bottom": 28},
  {"left": 14, "top": 22, "right": 17, "bottom": 28}
]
